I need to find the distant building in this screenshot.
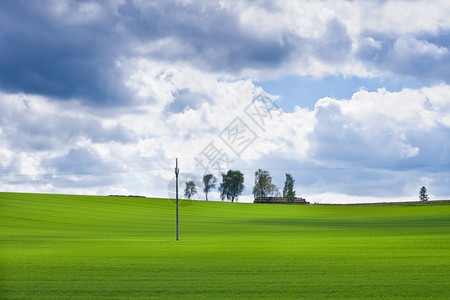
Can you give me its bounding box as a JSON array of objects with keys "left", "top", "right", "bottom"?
[{"left": 254, "top": 197, "right": 309, "bottom": 204}]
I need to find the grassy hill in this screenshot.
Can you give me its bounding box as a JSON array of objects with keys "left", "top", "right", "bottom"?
[{"left": 1, "top": 192, "right": 449, "bottom": 299}]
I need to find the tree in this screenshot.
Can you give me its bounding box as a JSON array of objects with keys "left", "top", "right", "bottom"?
[
  {"left": 184, "top": 180, "right": 197, "bottom": 200},
  {"left": 202, "top": 174, "right": 217, "bottom": 201},
  {"left": 419, "top": 186, "right": 429, "bottom": 201},
  {"left": 219, "top": 170, "right": 244, "bottom": 202},
  {"left": 252, "top": 169, "right": 279, "bottom": 199},
  {"left": 283, "top": 173, "right": 296, "bottom": 203}
]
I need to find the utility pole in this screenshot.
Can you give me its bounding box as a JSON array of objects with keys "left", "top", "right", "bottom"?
[{"left": 175, "top": 158, "right": 179, "bottom": 241}]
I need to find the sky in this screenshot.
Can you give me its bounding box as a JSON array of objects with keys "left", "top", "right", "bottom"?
[{"left": 0, "top": 0, "right": 449, "bottom": 204}]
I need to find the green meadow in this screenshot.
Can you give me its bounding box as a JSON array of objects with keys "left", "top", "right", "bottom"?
[{"left": 1, "top": 192, "right": 449, "bottom": 299}]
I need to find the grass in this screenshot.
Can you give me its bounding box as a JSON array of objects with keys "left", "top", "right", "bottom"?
[{"left": 1, "top": 192, "right": 449, "bottom": 299}]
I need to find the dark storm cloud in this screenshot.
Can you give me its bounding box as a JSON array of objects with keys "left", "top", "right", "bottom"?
[
  {"left": 0, "top": 1, "right": 132, "bottom": 104},
  {"left": 1, "top": 0, "right": 448, "bottom": 106},
  {"left": 117, "top": 0, "right": 297, "bottom": 71},
  {"left": 0, "top": 0, "right": 298, "bottom": 104}
]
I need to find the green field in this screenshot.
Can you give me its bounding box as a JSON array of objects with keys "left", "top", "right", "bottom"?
[{"left": 1, "top": 192, "right": 449, "bottom": 299}]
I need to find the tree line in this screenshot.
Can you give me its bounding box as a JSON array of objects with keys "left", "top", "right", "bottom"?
[
  {"left": 185, "top": 171, "right": 431, "bottom": 203},
  {"left": 184, "top": 169, "right": 297, "bottom": 203}
]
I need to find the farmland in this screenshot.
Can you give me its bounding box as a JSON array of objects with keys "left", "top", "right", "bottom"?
[{"left": 1, "top": 192, "right": 449, "bottom": 299}]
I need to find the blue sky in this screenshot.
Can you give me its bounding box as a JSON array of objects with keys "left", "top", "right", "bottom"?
[
  {"left": 0, "top": 0, "right": 449, "bottom": 203},
  {"left": 257, "top": 75, "right": 427, "bottom": 111}
]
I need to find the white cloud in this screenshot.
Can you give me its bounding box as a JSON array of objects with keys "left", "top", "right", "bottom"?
[
  {"left": 374, "top": 0, "right": 450, "bottom": 34},
  {"left": 309, "top": 86, "right": 449, "bottom": 162},
  {"left": 238, "top": 4, "right": 285, "bottom": 41},
  {"left": 341, "top": 88, "right": 438, "bottom": 130},
  {"left": 421, "top": 84, "right": 450, "bottom": 127},
  {"left": 275, "top": 0, "right": 450, "bottom": 80},
  {"left": 1, "top": 81, "right": 449, "bottom": 202},
  {"left": 392, "top": 36, "right": 448, "bottom": 59},
  {"left": 1, "top": 0, "right": 450, "bottom": 202},
  {"left": 281, "top": 0, "right": 337, "bottom": 39}
]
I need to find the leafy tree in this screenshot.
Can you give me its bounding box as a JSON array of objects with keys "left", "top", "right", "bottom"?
[
  {"left": 202, "top": 174, "right": 217, "bottom": 201},
  {"left": 419, "top": 186, "right": 429, "bottom": 201},
  {"left": 184, "top": 180, "right": 197, "bottom": 200},
  {"left": 219, "top": 170, "right": 244, "bottom": 202},
  {"left": 283, "top": 173, "right": 296, "bottom": 203},
  {"left": 252, "top": 169, "right": 279, "bottom": 199}
]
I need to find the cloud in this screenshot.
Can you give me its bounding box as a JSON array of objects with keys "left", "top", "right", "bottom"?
[
  {"left": 393, "top": 36, "right": 448, "bottom": 59},
  {"left": 309, "top": 86, "right": 449, "bottom": 162},
  {"left": 40, "top": 147, "right": 123, "bottom": 188},
  {"left": 0, "top": 1, "right": 130, "bottom": 104},
  {"left": 357, "top": 33, "right": 450, "bottom": 82},
  {"left": 1, "top": 81, "right": 449, "bottom": 202},
  {"left": 365, "top": 0, "right": 450, "bottom": 35},
  {"left": 1, "top": 1, "right": 449, "bottom": 202},
  {"left": 0, "top": 62, "right": 258, "bottom": 195},
  {"left": 1, "top": 0, "right": 449, "bottom": 107},
  {"left": 313, "top": 18, "right": 352, "bottom": 63},
  {"left": 246, "top": 85, "right": 450, "bottom": 200},
  {"left": 0, "top": 92, "right": 135, "bottom": 153}
]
